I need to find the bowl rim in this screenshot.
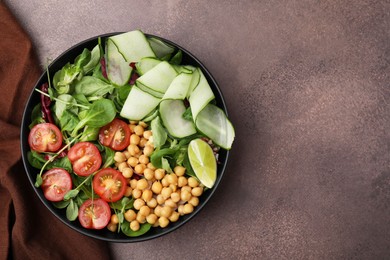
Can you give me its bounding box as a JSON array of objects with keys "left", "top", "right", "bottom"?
[{"left": 20, "top": 31, "right": 231, "bottom": 242}]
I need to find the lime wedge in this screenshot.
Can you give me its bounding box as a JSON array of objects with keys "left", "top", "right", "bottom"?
[{"left": 187, "top": 138, "right": 217, "bottom": 188}]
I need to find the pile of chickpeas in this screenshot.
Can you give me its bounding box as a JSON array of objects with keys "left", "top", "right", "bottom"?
[{"left": 106, "top": 121, "right": 204, "bottom": 232}]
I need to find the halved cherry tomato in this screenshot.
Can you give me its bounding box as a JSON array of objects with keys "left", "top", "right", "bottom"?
[
  {"left": 93, "top": 168, "right": 127, "bottom": 202},
  {"left": 99, "top": 118, "right": 130, "bottom": 151},
  {"left": 28, "top": 123, "right": 62, "bottom": 152},
  {"left": 41, "top": 168, "right": 72, "bottom": 202},
  {"left": 68, "top": 142, "right": 102, "bottom": 176},
  {"left": 78, "top": 198, "right": 111, "bottom": 230}
]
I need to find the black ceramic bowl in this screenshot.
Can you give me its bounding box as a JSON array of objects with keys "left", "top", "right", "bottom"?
[{"left": 20, "top": 32, "right": 230, "bottom": 242}]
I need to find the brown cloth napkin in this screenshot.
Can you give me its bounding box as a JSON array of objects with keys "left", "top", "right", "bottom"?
[{"left": 0, "top": 3, "right": 111, "bottom": 260}]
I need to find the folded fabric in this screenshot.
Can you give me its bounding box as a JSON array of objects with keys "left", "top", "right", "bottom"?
[{"left": 0, "top": 3, "right": 111, "bottom": 259}]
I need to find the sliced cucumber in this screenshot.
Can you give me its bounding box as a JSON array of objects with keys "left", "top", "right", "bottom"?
[
  {"left": 189, "top": 68, "right": 215, "bottom": 120},
  {"left": 162, "top": 73, "right": 193, "bottom": 100},
  {"left": 136, "top": 81, "right": 164, "bottom": 98},
  {"left": 136, "top": 57, "right": 161, "bottom": 76},
  {"left": 120, "top": 86, "right": 160, "bottom": 120},
  {"left": 136, "top": 61, "right": 178, "bottom": 94},
  {"left": 148, "top": 37, "right": 175, "bottom": 59},
  {"left": 195, "top": 103, "right": 235, "bottom": 150},
  {"left": 160, "top": 99, "right": 197, "bottom": 138},
  {"left": 109, "top": 30, "right": 156, "bottom": 62},
  {"left": 187, "top": 67, "right": 200, "bottom": 98},
  {"left": 105, "top": 39, "right": 132, "bottom": 86},
  {"left": 172, "top": 64, "right": 194, "bottom": 74}
]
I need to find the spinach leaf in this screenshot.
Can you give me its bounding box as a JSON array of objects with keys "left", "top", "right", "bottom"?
[
  {"left": 29, "top": 103, "right": 45, "bottom": 129},
  {"left": 79, "top": 126, "right": 100, "bottom": 142},
  {"left": 47, "top": 156, "right": 72, "bottom": 173},
  {"left": 121, "top": 221, "right": 152, "bottom": 237},
  {"left": 73, "top": 93, "right": 90, "bottom": 106},
  {"left": 52, "top": 200, "right": 70, "bottom": 209},
  {"left": 182, "top": 107, "right": 193, "bottom": 121},
  {"left": 27, "top": 151, "right": 46, "bottom": 169},
  {"left": 71, "top": 98, "right": 116, "bottom": 136},
  {"left": 83, "top": 45, "right": 101, "bottom": 75},
  {"left": 54, "top": 94, "right": 78, "bottom": 119},
  {"left": 102, "top": 146, "right": 115, "bottom": 168},
  {"left": 52, "top": 63, "right": 79, "bottom": 94},
  {"left": 75, "top": 76, "right": 114, "bottom": 98},
  {"left": 170, "top": 50, "right": 182, "bottom": 65},
  {"left": 150, "top": 147, "right": 178, "bottom": 169},
  {"left": 151, "top": 116, "right": 167, "bottom": 149},
  {"left": 110, "top": 197, "right": 134, "bottom": 211},
  {"left": 66, "top": 199, "right": 79, "bottom": 221},
  {"left": 59, "top": 110, "right": 80, "bottom": 132},
  {"left": 74, "top": 48, "right": 91, "bottom": 70}
]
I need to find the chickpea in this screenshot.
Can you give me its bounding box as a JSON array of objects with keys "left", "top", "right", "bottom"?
[
  {"left": 138, "top": 154, "right": 149, "bottom": 165},
  {"left": 132, "top": 188, "right": 142, "bottom": 199},
  {"left": 171, "top": 192, "right": 181, "bottom": 203},
  {"left": 139, "top": 121, "right": 148, "bottom": 128},
  {"left": 129, "top": 134, "right": 140, "bottom": 145},
  {"left": 191, "top": 187, "right": 203, "bottom": 197},
  {"left": 181, "top": 185, "right": 192, "bottom": 193},
  {"left": 181, "top": 190, "right": 191, "bottom": 202},
  {"left": 143, "top": 168, "right": 155, "bottom": 181},
  {"left": 156, "top": 194, "right": 166, "bottom": 205},
  {"left": 129, "top": 124, "right": 136, "bottom": 133},
  {"left": 122, "top": 167, "right": 133, "bottom": 178},
  {"left": 177, "top": 176, "right": 188, "bottom": 187},
  {"left": 147, "top": 162, "right": 156, "bottom": 170},
  {"left": 183, "top": 203, "right": 194, "bottom": 214},
  {"left": 188, "top": 177, "right": 199, "bottom": 187},
  {"left": 146, "top": 213, "right": 158, "bottom": 225},
  {"left": 188, "top": 196, "right": 199, "bottom": 207},
  {"left": 158, "top": 216, "right": 169, "bottom": 228},
  {"left": 128, "top": 144, "right": 140, "bottom": 156},
  {"left": 147, "top": 198, "right": 157, "bottom": 208},
  {"left": 130, "top": 220, "right": 140, "bottom": 231},
  {"left": 169, "top": 211, "right": 180, "bottom": 222},
  {"left": 123, "top": 150, "right": 132, "bottom": 159},
  {"left": 161, "top": 177, "right": 169, "bottom": 187},
  {"left": 154, "top": 205, "right": 163, "bottom": 217},
  {"left": 143, "top": 145, "right": 154, "bottom": 157},
  {"left": 136, "top": 178, "right": 148, "bottom": 190},
  {"left": 117, "top": 162, "right": 128, "bottom": 172},
  {"left": 129, "top": 120, "right": 138, "bottom": 125},
  {"left": 127, "top": 157, "right": 139, "bottom": 168},
  {"left": 161, "top": 187, "right": 173, "bottom": 199},
  {"left": 160, "top": 206, "right": 173, "bottom": 218},
  {"left": 178, "top": 205, "right": 184, "bottom": 215},
  {"left": 114, "top": 152, "right": 126, "bottom": 163},
  {"left": 174, "top": 166, "right": 186, "bottom": 176},
  {"left": 124, "top": 186, "right": 132, "bottom": 197},
  {"left": 136, "top": 212, "right": 147, "bottom": 224},
  {"left": 129, "top": 179, "right": 138, "bottom": 189},
  {"left": 139, "top": 205, "right": 151, "bottom": 216},
  {"left": 151, "top": 181, "right": 163, "bottom": 194},
  {"left": 169, "top": 184, "right": 177, "bottom": 192},
  {"left": 133, "top": 198, "right": 145, "bottom": 210},
  {"left": 111, "top": 214, "right": 119, "bottom": 224},
  {"left": 166, "top": 174, "right": 178, "bottom": 185},
  {"left": 124, "top": 209, "right": 137, "bottom": 222},
  {"left": 139, "top": 138, "right": 148, "bottom": 148},
  {"left": 134, "top": 164, "right": 146, "bottom": 175},
  {"left": 134, "top": 125, "right": 144, "bottom": 136},
  {"left": 165, "top": 198, "right": 177, "bottom": 209},
  {"left": 107, "top": 222, "right": 117, "bottom": 232},
  {"left": 154, "top": 168, "right": 165, "bottom": 180},
  {"left": 143, "top": 130, "right": 152, "bottom": 139},
  {"left": 142, "top": 189, "right": 153, "bottom": 202}
]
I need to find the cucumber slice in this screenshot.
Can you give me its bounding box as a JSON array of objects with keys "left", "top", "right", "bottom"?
[
  {"left": 105, "top": 39, "right": 132, "bottom": 86},
  {"left": 195, "top": 104, "right": 235, "bottom": 150},
  {"left": 160, "top": 99, "right": 197, "bottom": 138},
  {"left": 136, "top": 61, "right": 178, "bottom": 94},
  {"left": 162, "top": 73, "right": 193, "bottom": 100},
  {"left": 109, "top": 30, "right": 156, "bottom": 62},
  {"left": 172, "top": 65, "right": 194, "bottom": 74},
  {"left": 136, "top": 57, "right": 161, "bottom": 75},
  {"left": 187, "top": 67, "right": 200, "bottom": 98},
  {"left": 120, "top": 86, "right": 160, "bottom": 120},
  {"left": 136, "top": 81, "right": 164, "bottom": 98},
  {"left": 189, "top": 68, "right": 215, "bottom": 120},
  {"left": 148, "top": 37, "right": 175, "bottom": 59}
]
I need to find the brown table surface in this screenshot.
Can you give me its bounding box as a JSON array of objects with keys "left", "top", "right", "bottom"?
[{"left": 5, "top": 0, "right": 390, "bottom": 259}]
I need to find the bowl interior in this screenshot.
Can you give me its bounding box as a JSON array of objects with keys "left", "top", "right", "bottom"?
[{"left": 21, "top": 32, "right": 229, "bottom": 242}]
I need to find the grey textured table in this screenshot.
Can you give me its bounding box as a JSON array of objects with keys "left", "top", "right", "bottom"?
[{"left": 6, "top": 0, "right": 390, "bottom": 259}]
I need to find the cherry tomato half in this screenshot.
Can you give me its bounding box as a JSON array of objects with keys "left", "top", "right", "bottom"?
[
  {"left": 78, "top": 198, "right": 111, "bottom": 230},
  {"left": 28, "top": 123, "right": 62, "bottom": 152},
  {"left": 99, "top": 118, "right": 130, "bottom": 151},
  {"left": 41, "top": 168, "right": 72, "bottom": 202},
  {"left": 93, "top": 168, "right": 127, "bottom": 202},
  {"left": 68, "top": 142, "right": 102, "bottom": 176}
]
